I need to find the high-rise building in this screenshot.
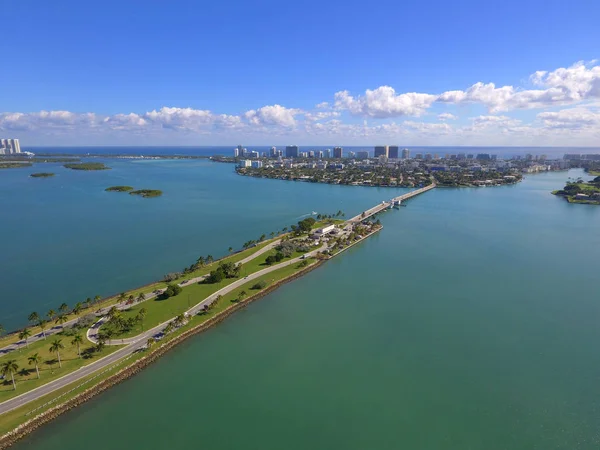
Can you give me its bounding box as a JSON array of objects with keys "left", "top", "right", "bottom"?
[
  {"left": 285, "top": 145, "right": 299, "bottom": 158},
  {"left": 348, "top": 151, "right": 356, "bottom": 158},
  {"left": 357, "top": 151, "right": 369, "bottom": 159},
  {"left": 425, "top": 153, "right": 432, "bottom": 160},
  {"left": 233, "top": 148, "right": 239, "bottom": 157},
  {"left": 401, "top": 148, "right": 410, "bottom": 159},
  {"left": 324, "top": 149, "right": 332, "bottom": 158},
  {"left": 476, "top": 153, "right": 491, "bottom": 161},
  {"left": 333, "top": 147, "right": 343, "bottom": 158},
  {"left": 374, "top": 146, "right": 388, "bottom": 158},
  {"left": 1, "top": 138, "right": 21, "bottom": 154},
  {"left": 270, "top": 146, "right": 278, "bottom": 157},
  {"left": 415, "top": 153, "right": 423, "bottom": 159},
  {"left": 388, "top": 146, "right": 399, "bottom": 159}
]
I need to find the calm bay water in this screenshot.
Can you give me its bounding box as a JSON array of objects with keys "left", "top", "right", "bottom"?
[{"left": 3, "top": 158, "right": 600, "bottom": 449}]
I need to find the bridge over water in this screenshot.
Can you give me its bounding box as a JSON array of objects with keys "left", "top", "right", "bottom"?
[{"left": 348, "top": 183, "right": 436, "bottom": 223}]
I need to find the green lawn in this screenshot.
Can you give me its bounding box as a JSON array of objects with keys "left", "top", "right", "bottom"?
[
  {"left": 0, "top": 239, "right": 277, "bottom": 348},
  {"left": 0, "top": 346, "right": 143, "bottom": 436},
  {"left": 103, "top": 246, "right": 312, "bottom": 339},
  {"left": 0, "top": 257, "right": 318, "bottom": 436},
  {"left": 0, "top": 330, "right": 122, "bottom": 401}
]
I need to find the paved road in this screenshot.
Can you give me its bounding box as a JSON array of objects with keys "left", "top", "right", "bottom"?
[
  {"left": 0, "top": 240, "right": 298, "bottom": 415},
  {"left": 0, "top": 241, "right": 279, "bottom": 356},
  {"left": 348, "top": 183, "right": 436, "bottom": 223}
]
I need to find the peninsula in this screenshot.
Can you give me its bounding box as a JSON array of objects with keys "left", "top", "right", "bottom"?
[
  {"left": 552, "top": 176, "right": 600, "bottom": 205},
  {"left": 2, "top": 190, "right": 434, "bottom": 446}
]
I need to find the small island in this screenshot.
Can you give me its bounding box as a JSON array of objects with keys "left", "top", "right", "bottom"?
[
  {"left": 64, "top": 162, "right": 110, "bottom": 171},
  {"left": 30, "top": 172, "right": 55, "bottom": 178},
  {"left": 105, "top": 185, "right": 134, "bottom": 192},
  {"left": 0, "top": 162, "right": 32, "bottom": 169},
  {"left": 130, "top": 189, "right": 163, "bottom": 198},
  {"left": 552, "top": 176, "right": 600, "bottom": 205}
]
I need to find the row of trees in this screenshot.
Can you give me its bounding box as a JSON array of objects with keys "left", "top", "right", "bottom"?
[
  {"left": 1, "top": 335, "right": 85, "bottom": 391},
  {"left": 205, "top": 261, "right": 242, "bottom": 284}
]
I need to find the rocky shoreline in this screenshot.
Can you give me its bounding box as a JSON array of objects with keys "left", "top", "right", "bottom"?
[{"left": 0, "top": 260, "right": 323, "bottom": 449}]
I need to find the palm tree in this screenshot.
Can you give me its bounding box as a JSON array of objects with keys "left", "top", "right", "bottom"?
[
  {"left": 127, "top": 295, "right": 135, "bottom": 305},
  {"left": 47, "top": 309, "right": 56, "bottom": 321},
  {"left": 58, "top": 303, "right": 69, "bottom": 314},
  {"left": 107, "top": 306, "right": 120, "bottom": 320},
  {"left": 49, "top": 339, "right": 64, "bottom": 368},
  {"left": 228, "top": 247, "right": 233, "bottom": 254},
  {"left": 28, "top": 311, "right": 39, "bottom": 327},
  {"left": 19, "top": 329, "right": 31, "bottom": 348},
  {"left": 71, "top": 334, "right": 83, "bottom": 358},
  {"left": 163, "top": 322, "right": 174, "bottom": 335},
  {"left": 28, "top": 353, "right": 42, "bottom": 379},
  {"left": 0, "top": 323, "right": 4, "bottom": 337},
  {"left": 55, "top": 314, "right": 69, "bottom": 329},
  {"left": 118, "top": 293, "right": 126, "bottom": 303},
  {"left": 38, "top": 319, "right": 48, "bottom": 339},
  {"left": 196, "top": 256, "right": 205, "bottom": 268},
  {"left": 146, "top": 337, "right": 155, "bottom": 350},
  {"left": 84, "top": 297, "right": 92, "bottom": 309},
  {"left": 137, "top": 308, "right": 147, "bottom": 330},
  {"left": 1, "top": 360, "right": 19, "bottom": 390},
  {"left": 174, "top": 314, "right": 185, "bottom": 327},
  {"left": 73, "top": 302, "right": 83, "bottom": 315},
  {"left": 137, "top": 292, "right": 145, "bottom": 303},
  {"left": 206, "top": 255, "right": 214, "bottom": 264},
  {"left": 94, "top": 295, "right": 101, "bottom": 305}
]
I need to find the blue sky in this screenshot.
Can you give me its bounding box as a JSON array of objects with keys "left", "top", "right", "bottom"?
[{"left": 1, "top": 0, "right": 600, "bottom": 146}]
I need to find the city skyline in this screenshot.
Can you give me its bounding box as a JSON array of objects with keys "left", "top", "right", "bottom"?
[{"left": 1, "top": 1, "right": 600, "bottom": 146}]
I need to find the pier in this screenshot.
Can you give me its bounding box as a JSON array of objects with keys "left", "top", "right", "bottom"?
[{"left": 348, "top": 183, "right": 436, "bottom": 223}]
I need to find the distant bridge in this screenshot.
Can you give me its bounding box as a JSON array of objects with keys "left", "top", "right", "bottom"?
[{"left": 348, "top": 183, "right": 436, "bottom": 223}]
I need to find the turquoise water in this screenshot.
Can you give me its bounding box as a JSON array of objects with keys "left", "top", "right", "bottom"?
[
  {"left": 0, "top": 159, "right": 406, "bottom": 330},
  {"left": 6, "top": 163, "right": 600, "bottom": 449}
]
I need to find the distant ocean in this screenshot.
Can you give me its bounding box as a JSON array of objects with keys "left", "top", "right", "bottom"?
[{"left": 25, "top": 146, "right": 600, "bottom": 159}]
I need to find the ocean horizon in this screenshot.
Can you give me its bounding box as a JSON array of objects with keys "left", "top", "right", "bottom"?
[{"left": 22, "top": 145, "right": 600, "bottom": 159}]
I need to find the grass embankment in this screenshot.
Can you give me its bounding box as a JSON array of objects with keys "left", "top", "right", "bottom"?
[
  {"left": 0, "top": 331, "right": 122, "bottom": 401},
  {"left": 0, "top": 240, "right": 276, "bottom": 349},
  {"left": 30, "top": 173, "right": 55, "bottom": 178},
  {"left": 0, "top": 257, "right": 319, "bottom": 439},
  {"left": 63, "top": 163, "right": 110, "bottom": 171},
  {"left": 0, "top": 348, "right": 141, "bottom": 437},
  {"left": 130, "top": 189, "right": 162, "bottom": 198},
  {"left": 103, "top": 246, "right": 311, "bottom": 339},
  {"left": 105, "top": 186, "right": 133, "bottom": 192}
]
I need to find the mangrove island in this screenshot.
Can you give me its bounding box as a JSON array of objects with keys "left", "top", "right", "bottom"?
[
  {"left": 30, "top": 173, "right": 55, "bottom": 178},
  {"left": 105, "top": 185, "right": 134, "bottom": 192},
  {"left": 64, "top": 162, "right": 110, "bottom": 171},
  {"left": 130, "top": 189, "right": 163, "bottom": 198}
]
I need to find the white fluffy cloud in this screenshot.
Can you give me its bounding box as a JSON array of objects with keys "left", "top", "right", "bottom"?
[
  {"left": 243, "top": 105, "right": 301, "bottom": 128},
  {"left": 438, "top": 113, "right": 457, "bottom": 121},
  {"left": 537, "top": 107, "right": 600, "bottom": 129},
  {"left": 334, "top": 87, "right": 437, "bottom": 118},
  {"left": 3, "top": 61, "right": 600, "bottom": 145},
  {"left": 334, "top": 61, "right": 600, "bottom": 116}
]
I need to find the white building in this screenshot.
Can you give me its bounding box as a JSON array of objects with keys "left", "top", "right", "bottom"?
[
  {"left": 238, "top": 160, "right": 252, "bottom": 168},
  {"left": 0, "top": 138, "right": 21, "bottom": 154},
  {"left": 316, "top": 225, "right": 336, "bottom": 235},
  {"left": 251, "top": 160, "right": 263, "bottom": 168}
]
